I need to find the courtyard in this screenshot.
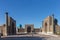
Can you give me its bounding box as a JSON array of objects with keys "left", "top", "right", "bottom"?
[{"left": 1, "top": 34, "right": 60, "bottom": 40}]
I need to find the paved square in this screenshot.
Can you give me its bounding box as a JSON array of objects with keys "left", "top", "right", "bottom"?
[{"left": 1, "top": 34, "right": 60, "bottom": 40}]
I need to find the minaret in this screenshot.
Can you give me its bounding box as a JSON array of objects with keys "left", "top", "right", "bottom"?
[
  {"left": 5, "top": 12, "right": 8, "bottom": 36},
  {"left": 6, "top": 12, "right": 8, "bottom": 26},
  {"left": 52, "top": 14, "right": 54, "bottom": 34}
]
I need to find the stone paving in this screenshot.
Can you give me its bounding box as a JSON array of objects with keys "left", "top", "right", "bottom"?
[{"left": 1, "top": 34, "right": 60, "bottom": 40}]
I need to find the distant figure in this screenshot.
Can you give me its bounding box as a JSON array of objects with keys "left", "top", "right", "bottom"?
[{"left": 32, "top": 30, "right": 34, "bottom": 37}]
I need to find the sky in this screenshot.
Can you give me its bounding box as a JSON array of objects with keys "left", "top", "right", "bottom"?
[{"left": 0, "top": 0, "right": 60, "bottom": 28}]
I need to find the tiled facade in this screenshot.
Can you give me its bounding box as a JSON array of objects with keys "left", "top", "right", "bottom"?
[
  {"left": 25, "top": 24, "right": 34, "bottom": 33},
  {"left": 42, "top": 16, "right": 54, "bottom": 34},
  {"left": 42, "top": 15, "right": 60, "bottom": 34},
  {"left": 17, "top": 24, "right": 40, "bottom": 34},
  {"left": 6, "top": 12, "right": 16, "bottom": 36},
  {"left": 7, "top": 17, "right": 16, "bottom": 35},
  {"left": 0, "top": 12, "right": 16, "bottom": 36}
]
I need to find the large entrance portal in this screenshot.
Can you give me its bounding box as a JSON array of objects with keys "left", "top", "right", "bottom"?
[
  {"left": 25, "top": 24, "right": 34, "bottom": 33},
  {"left": 27, "top": 26, "right": 31, "bottom": 33}
]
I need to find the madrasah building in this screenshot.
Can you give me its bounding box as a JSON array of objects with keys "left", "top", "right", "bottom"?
[
  {"left": 0, "top": 12, "right": 60, "bottom": 36},
  {"left": 17, "top": 24, "right": 41, "bottom": 34},
  {"left": 42, "top": 14, "right": 60, "bottom": 34},
  {"left": 0, "top": 12, "right": 16, "bottom": 36},
  {"left": 17, "top": 14, "right": 60, "bottom": 35}
]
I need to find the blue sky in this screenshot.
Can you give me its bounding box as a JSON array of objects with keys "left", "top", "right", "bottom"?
[{"left": 0, "top": 0, "right": 60, "bottom": 28}]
